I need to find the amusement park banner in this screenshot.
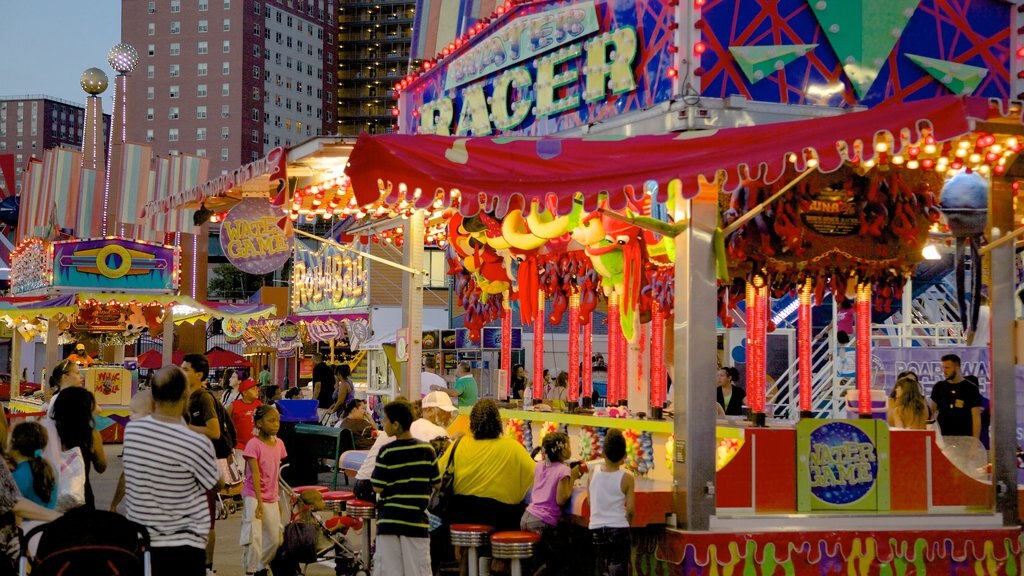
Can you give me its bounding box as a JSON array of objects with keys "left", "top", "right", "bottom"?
[
  {"left": 868, "top": 346, "right": 990, "bottom": 395},
  {"left": 402, "top": 0, "right": 674, "bottom": 137},
  {"left": 291, "top": 241, "right": 369, "bottom": 314},
  {"left": 51, "top": 239, "right": 178, "bottom": 293}
]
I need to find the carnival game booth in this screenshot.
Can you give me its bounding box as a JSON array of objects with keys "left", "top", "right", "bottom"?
[
  {"left": 345, "top": 92, "right": 1024, "bottom": 573},
  {"left": 3, "top": 237, "right": 275, "bottom": 441}
]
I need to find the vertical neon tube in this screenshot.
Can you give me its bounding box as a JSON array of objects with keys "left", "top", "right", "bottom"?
[
  {"left": 650, "top": 301, "right": 665, "bottom": 409},
  {"left": 856, "top": 283, "right": 872, "bottom": 417},
  {"left": 534, "top": 291, "right": 545, "bottom": 400},
  {"left": 798, "top": 279, "right": 813, "bottom": 416},
  {"left": 746, "top": 276, "right": 768, "bottom": 423},
  {"left": 500, "top": 298, "right": 512, "bottom": 400},
  {"left": 607, "top": 294, "right": 621, "bottom": 405},
  {"left": 583, "top": 313, "right": 593, "bottom": 399},
  {"left": 568, "top": 292, "right": 580, "bottom": 403}
]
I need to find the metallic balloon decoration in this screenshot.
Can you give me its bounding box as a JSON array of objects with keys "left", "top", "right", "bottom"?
[
  {"left": 939, "top": 170, "right": 989, "bottom": 333},
  {"left": 80, "top": 68, "right": 109, "bottom": 95},
  {"left": 107, "top": 43, "right": 139, "bottom": 74}
]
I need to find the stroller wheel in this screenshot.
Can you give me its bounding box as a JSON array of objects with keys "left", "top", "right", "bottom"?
[{"left": 226, "top": 500, "right": 237, "bottom": 515}]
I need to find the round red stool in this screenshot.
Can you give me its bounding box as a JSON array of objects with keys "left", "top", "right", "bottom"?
[
  {"left": 321, "top": 490, "right": 355, "bottom": 514},
  {"left": 490, "top": 531, "right": 541, "bottom": 576},
  {"left": 345, "top": 499, "right": 375, "bottom": 570},
  {"left": 292, "top": 485, "right": 329, "bottom": 494},
  {"left": 450, "top": 524, "right": 493, "bottom": 576}
]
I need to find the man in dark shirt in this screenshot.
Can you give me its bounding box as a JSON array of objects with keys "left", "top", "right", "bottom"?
[
  {"left": 181, "top": 353, "right": 221, "bottom": 576},
  {"left": 311, "top": 353, "right": 336, "bottom": 422},
  {"left": 371, "top": 399, "right": 440, "bottom": 575},
  {"left": 929, "top": 354, "right": 981, "bottom": 438}
]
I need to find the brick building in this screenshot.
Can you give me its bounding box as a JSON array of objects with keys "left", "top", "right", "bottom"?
[
  {"left": 0, "top": 97, "right": 111, "bottom": 197},
  {"left": 121, "top": 0, "right": 337, "bottom": 177}
]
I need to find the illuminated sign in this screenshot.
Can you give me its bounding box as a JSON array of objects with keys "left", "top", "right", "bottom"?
[
  {"left": 402, "top": 0, "right": 674, "bottom": 137},
  {"left": 797, "top": 420, "right": 890, "bottom": 511},
  {"left": 291, "top": 242, "right": 369, "bottom": 313},
  {"left": 11, "top": 240, "right": 51, "bottom": 295},
  {"left": 51, "top": 239, "right": 178, "bottom": 293},
  {"left": 220, "top": 198, "right": 293, "bottom": 275}
]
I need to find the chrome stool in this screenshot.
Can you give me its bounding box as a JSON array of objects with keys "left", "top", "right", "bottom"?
[
  {"left": 321, "top": 490, "right": 354, "bottom": 514},
  {"left": 346, "top": 499, "right": 376, "bottom": 570},
  {"left": 450, "top": 524, "right": 493, "bottom": 576},
  {"left": 490, "top": 531, "right": 541, "bottom": 576}
]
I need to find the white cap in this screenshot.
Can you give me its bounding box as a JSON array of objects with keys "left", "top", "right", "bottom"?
[{"left": 422, "top": 390, "right": 458, "bottom": 413}]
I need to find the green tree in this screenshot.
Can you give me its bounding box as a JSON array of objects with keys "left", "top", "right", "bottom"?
[{"left": 207, "top": 264, "right": 275, "bottom": 300}]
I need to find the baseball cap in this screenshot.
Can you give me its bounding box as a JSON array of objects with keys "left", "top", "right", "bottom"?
[
  {"left": 75, "top": 344, "right": 86, "bottom": 352},
  {"left": 239, "top": 379, "right": 258, "bottom": 392},
  {"left": 422, "top": 390, "right": 457, "bottom": 413}
]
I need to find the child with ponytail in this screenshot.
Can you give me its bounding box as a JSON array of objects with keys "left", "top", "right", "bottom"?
[
  {"left": 521, "top": 431, "right": 581, "bottom": 575},
  {"left": 241, "top": 404, "right": 287, "bottom": 576},
  {"left": 9, "top": 422, "right": 57, "bottom": 509}
]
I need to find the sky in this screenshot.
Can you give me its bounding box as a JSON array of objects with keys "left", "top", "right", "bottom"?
[{"left": 0, "top": 0, "right": 121, "bottom": 110}]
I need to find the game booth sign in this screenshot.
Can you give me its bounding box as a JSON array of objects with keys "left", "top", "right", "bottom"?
[{"left": 346, "top": 0, "right": 1024, "bottom": 572}]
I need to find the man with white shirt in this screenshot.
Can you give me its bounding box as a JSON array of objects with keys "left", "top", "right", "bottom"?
[
  {"left": 353, "top": 391, "right": 457, "bottom": 502},
  {"left": 420, "top": 355, "right": 448, "bottom": 398}
]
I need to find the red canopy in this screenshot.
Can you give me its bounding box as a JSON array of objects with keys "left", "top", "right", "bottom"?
[
  {"left": 137, "top": 349, "right": 185, "bottom": 370},
  {"left": 347, "top": 96, "right": 996, "bottom": 216},
  {"left": 205, "top": 346, "right": 252, "bottom": 368}
]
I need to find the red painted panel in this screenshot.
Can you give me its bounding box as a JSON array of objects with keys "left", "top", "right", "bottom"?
[
  {"left": 930, "top": 439, "right": 992, "bottom": 509},
  {"left": 888, "top": 430, "right": 930, "bottom": 511},
  {"left": 716, "top": 431, "right": 753, "bottom": 509},
  {"left": 751, "top": 429, "right": 796, "bottom": 513}
]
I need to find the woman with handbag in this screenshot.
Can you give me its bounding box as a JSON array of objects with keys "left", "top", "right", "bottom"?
[
  {"left": 51, "top": 387, "right": 107, "bottom": 510},
  {"left": 436, "top": 399, "right": 535, "bottom": 574}
]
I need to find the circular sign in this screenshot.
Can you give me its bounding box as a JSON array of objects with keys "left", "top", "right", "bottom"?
[
  {"left": 278, "top": 321, "right": 299, "bottom": 342},
  {"left": 223, "top": 317, "right": 246, "bottom": 341},
  {"left": 219, "top": 198, "right": 292, "bottom": 275},
  {"left": 808, "top": 422, "right": 878, "bottom": 505}
]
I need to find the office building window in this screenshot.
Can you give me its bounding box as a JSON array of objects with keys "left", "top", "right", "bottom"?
[
  {"left": 169, "top": 85, "right": 180, "bottom": 98},
  {"left": 252, "top": 66, "right": 260, "bottom": 79},
  {"left": 199, "top": 0, "right": 208, "bottom": 10},
  {"left": 254, "top": 2, "right": 260, "bottom": 14},
  {"left": 252, "top": 87, "right": 260, "bottom": 100},
  {"left": 199, "top": 19, "right": 208, "bottom": 32},
  {"left": 222, "top": 83, "right": 229, "bottom": 96},
  {"left": 147, "top": 86, "right": 155, "bottom": 99},
  {"left": 220, "top": 148, "right": 229, "bottom": 161},
  {"left": 198, "top": 41, "right": 208, "bottom": 54},
  {"left": 223, "top": 40, "right": 230, "bottom": 53},
  {"left": 171, "top": 0, "right": 180, "bottom": 12},
  {"left": 251, "top": 130, "right": 258, "bottom": 143},
  {"left": 221, "top": 105, "right": 230, "bottom": 118},
  {"left": 197, "top": 127, "right": 207, "bottom": 141},
  {"left": 169, "top": 64, "right": 180, "bottom": 77},
  {"left": 148, "top": 23, "right": 155, "bottom": 36},
  {"left": 170, "top": 21, "right": 180, "bottom": 34},
  {"left": 222, "top": 62, "right": 230, "bottom": 74},
  {"left": 147, "top": 65, "right": 155, "bottom": 78},
  {"left": 147, "top": 44, "right": 155, "bottom": 56},
  {"left": 197, "top": 84, "right": 208, "bottom": 97},
  {"left": 223, "top": 18, "right": 230, "bottom": 31},
  {"left": 168, "top": 128, "right": 179, "bottom": 141},
  {"left": 198, "top": 62, "right": 208, "bottom": 76},
  {"left": 197, "top": 148, "right": 206, "bottom": 157},
  {"left": 146, "top": 108, "right": 154, "bottom": 121},
  {"left": 148, "top": 1, "right": 156, "bottom": 13},
  {"left": 170, "top": 43, "right": 180, "bottom": 56},
  {"left": 224, "top": 0, "right": 230, "bottom": 8},
  {"left": 197, "top": 106, "right": 207, "bottom": 119},
  {"left": 146, "top": 129, "right": 154, "bottom": 142},
  {"left": 221, "top": 127, "right": 229, "bottom": 139},
  {"left": 168, "top": 107, "right": 179, "bottom": 119}
]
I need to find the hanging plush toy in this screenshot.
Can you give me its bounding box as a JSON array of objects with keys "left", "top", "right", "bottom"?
[{"left": 939, "top": 171, "right": 989, "bottom": 333}]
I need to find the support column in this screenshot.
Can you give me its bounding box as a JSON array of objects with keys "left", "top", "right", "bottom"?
[
  {"left": 401, "top": 211, "right": 425, "bottom": 400},
  {"left": 161, "top": 307, "right": 174, "bottom": 367},
  {"left": 673, "top": 177, "right": 719, "bottom": 531},
  {"left": 989, "top": 176, "right": 1017, "bottom": 526},
  {"left": 10, "top": 334, "right": 20, "bottom": 399},
  {"left": 44, "top": 319, "right": 59, "bottom": 380}
]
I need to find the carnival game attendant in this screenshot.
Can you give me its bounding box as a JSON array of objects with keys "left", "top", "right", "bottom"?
[
  {"left": 434, "top": 361, "right": 478, "bottom": 407},
  {"left": 65, "top": 343, "right": 95, "bottom": 368},
  {"left": 715, "top": 367, "right": 745, "bottom": 416},
  {"left": 929, "top": 354, "right": 982, "bottom": 438}
]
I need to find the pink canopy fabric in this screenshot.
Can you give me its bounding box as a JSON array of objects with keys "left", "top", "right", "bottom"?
[
  {"left": 205, "top": 346, "right": 252, "bottom": 368},
  {"left": 347, "top": 96, "right": 998, "bottom": 216}
]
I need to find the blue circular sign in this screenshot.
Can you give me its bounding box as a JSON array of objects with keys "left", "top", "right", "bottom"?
[{"left": 808, "top": 422, "right": 877, "bottom": 505}]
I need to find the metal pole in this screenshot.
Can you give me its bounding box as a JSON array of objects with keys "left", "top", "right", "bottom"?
[
  {"left": 673, "top": 176, "right": 720, "bottom": 530},
  {"left": 161, "top": 308, "right": 174, "bottom": 368},
  {"left": 401, "top": 211, "right": 425, "bottom": 400},
  {"left": 988, "top": 176, "right": 1017, "bottom": 526}
]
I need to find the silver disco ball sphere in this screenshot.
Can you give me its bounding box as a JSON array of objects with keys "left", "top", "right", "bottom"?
[
  {"left": 80, "top": 68, "right": 109, "bottom": 95},
  {"left": 108, "top": 43, "right": 139, "bottom": 73}
]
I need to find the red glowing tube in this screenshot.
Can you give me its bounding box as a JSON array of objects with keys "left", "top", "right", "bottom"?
[
  {"left": 856, "top": 283, "right": 872, "bottom": 416},
  {"left": 798, "top": 280, "right": 812, "bottom": 414},
  {"left": 746, "top": 276, "right": 768, "bottom": 415},
  {"left": 607, "top": 295, "right": 621, "bottom": 405},
  {"left": 568, "top": 292, "right": 580, "bottom": 402},
  {"left": 650, "top": 302, "right": 665, "bottom": 408},
  {"left": 534, "top": 291, "right": 546, "bottom": 401},
  {"left": 501, "top": 302, "right": 512, "bottom": 400},
  {"left": 583, "top": 314, "right": 593, "bottom": 399}
]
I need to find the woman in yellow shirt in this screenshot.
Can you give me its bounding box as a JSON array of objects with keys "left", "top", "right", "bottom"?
[{"left": 438, "top": 399, "right": 535, "bottom": 532}]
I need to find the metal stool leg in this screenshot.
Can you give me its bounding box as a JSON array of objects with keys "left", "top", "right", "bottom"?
[
  {"left": 466, "top": 545, "right": 479, "bottom": 576},
  {"left": 510, "top": 558, "right": 522, "bottom": 576},
  {"left": 361, "top": 520, "right": 372, "bottom": 570}
]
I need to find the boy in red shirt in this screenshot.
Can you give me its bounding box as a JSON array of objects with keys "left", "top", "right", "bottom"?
[{"left": 227, "top": 379, "right": 262, "bottom": 466}]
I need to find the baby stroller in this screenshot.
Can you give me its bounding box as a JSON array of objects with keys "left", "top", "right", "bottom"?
[
  {"left": 273, "top": 468, "right": 369, "bottom": 576},
  {"left": 216, "top": 457, "right": 245, "bottom": 518},
  {"left": 19, "top": 508, "right": 150, "bottom": 576}
]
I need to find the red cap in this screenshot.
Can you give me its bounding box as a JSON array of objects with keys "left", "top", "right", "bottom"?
[{"left": 239, "top": 379, "right": 258, "bottom": 392}]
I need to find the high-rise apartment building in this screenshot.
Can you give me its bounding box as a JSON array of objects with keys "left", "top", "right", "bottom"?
[
  {"left": 337, "top": 0, "right": 416, "bottom": 135},
  {"left": 122, "top": 0, "right": 336, "bottom": 176},
  {"left": 0, "top": 97, "right": 111, "bottom": 196}
]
